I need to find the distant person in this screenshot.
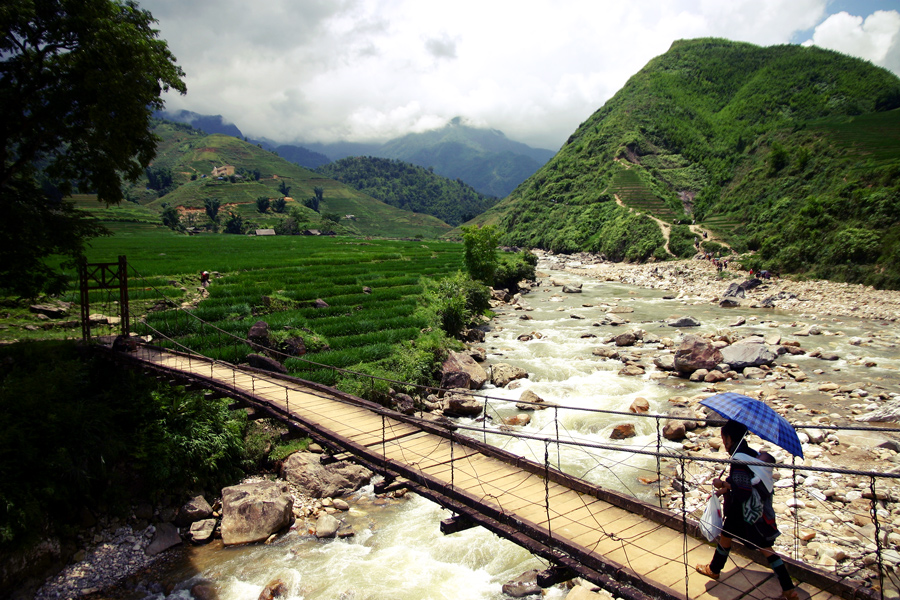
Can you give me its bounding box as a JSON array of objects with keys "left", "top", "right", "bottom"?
[
  {"left": 696, "top": 420, "right": 795, "bottom": 600},
  {"left": 200, "top": 271, "right": 210, "bottom": 288}
]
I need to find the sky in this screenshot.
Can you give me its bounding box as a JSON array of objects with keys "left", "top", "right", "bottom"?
[{"left": 142, "top": 0, "right": 900, "bottom": 151}]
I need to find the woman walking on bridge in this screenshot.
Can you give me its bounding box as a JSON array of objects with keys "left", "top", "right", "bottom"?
[{"left": 695, "top": 420, "right": 797, "bottom": 600}]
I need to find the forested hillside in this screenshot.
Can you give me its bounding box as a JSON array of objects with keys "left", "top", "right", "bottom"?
[
  {"left": 122, "top": 120, "right": 452, "bottom": 239},
  {"left": 317, "top": 156, "right": 498, "bottom": 226},
  {"left": 476, "top": 38, "right": 900, "bottom": 288}
]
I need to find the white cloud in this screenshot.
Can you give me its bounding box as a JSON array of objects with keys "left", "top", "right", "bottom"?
[
  {"left": 803, "top": 10, "right": 900, "bottom": 70},
  {"left": 142, "top": 0, "right": 900, "bottom": 150}
]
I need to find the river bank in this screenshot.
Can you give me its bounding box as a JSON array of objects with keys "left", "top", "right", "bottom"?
[{"left": 545, "top": 251, "right": 900, "bottom": 322}]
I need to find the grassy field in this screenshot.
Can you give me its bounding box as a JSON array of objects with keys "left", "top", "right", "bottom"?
[{"left": 2, "top": 221, "right": 468, "bottom": 395}]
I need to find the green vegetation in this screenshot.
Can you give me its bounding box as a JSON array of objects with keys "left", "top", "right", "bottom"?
[
  {"left": 317, "top": 156, "right": 498, "bottom": 225},
  {"left": 122, "top": 121, "right": 452, "bottom": 239},
  {"left": 471, "top": 38, "right": 900, "bottom": 287},
  {"left": 0, "top": 341, "right": 246, "bottom": 549}
]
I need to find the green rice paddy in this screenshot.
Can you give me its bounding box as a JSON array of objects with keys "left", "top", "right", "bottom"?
[{"left": 42, "top": 223, "right": 467, "bottom": 388}]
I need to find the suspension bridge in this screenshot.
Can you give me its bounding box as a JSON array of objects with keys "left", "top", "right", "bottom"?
[{"left": 81, "top": 257, "right": 897, "bottom": 600}]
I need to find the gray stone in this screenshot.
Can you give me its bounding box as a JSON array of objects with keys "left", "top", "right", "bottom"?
[
  {"left": 674, "top": 335, "right": 723, "bottom": 374},
  {"left": 189, "top": 519, "right": 216, "bottom": 544},
  {"left": 502, "top": 570, "right": 541, "bottom": 598},
  {"left": 489, "top": 363, "right": 528, "bottom": 387},
  {"left": 720, "top": 343, "right": 776, "bottom": 370},
  {"left": 176, "top": 495, "right": 213, "bottom": 526},
  {"left": 442, "top": 351, "right": 488, "bottom": 390},
  {"left": 281, "top": 452, "right": 373, "bottom": 498},
  {"left": 653, "top": 354, "right": 676, "bottom": 371},
  {"left": 247, "top": 320, "right": 271, "bottom": 349},
  {"left": 667, "top": 316, "right": 701, "bottom": 328},
  {"left": 516, "top": 389, "right": 549, "bottom": 410},
  {"left": 562, "top": 284, "right": 583, "bottom": 294},
  {"left": 315, "top": 514, "right": 341, "bottom": 538},
  {"left": 443, "top": 392, "right": 484, "bottom": 417},
  {"left": 246, "top": 353, "right": 288, "bottom": 374},
  {"left": 220, "top": 481, "right": 293, "bottom": 545},
  {"left": 146, "top": 522, "right": 182, "bottom": 555}
]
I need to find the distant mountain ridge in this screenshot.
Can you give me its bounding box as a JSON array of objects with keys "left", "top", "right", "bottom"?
[
  {"left": 317, "top": 156, "right": 498, "bottom": 226},
  {"left": 473, "top": 38, "right": 900, "bottom": 288},
  {"left": 155, "top": 110, "right": 555, "bottom": 198}
]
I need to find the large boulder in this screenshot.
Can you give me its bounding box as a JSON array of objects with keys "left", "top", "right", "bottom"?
[
  {"left": 502, "top": 570, "right": 541, "bottom": 598},
  {"left": 189, "top": 519, "right": 216, "bottom": 544},
  {"left": 246, "top": 353, "right": 288, "bottom": 374},
  {"left": 220, "top": 481, "right": 293, "bottom": 546},
  {"left": 562, "top": 284, "right": 582, "bottom": 294},
  {"left": 443, "top": 392, "right": 484, "bottom": 418},
  {"left": 175, "top": 495, "right": 213, "bottom": 526},
  {"left": 516, "top": 389, "right": 549, "bottom": 411},
  {"left": 280, "top": 452, "right": 373, "bottom": 498},
  {"left": 146, "top": 522, "right": 182, "bottom": 555},
  {"left": 247, "top": 320, "right": 271, "bottom": 349},
  {"left": 490, "top": 363, "right": 528, "bottom": 387},
  {"left": 29, "top": 303, "right": 69, "bottom": 318},
  {"left": 441, "top": 351, "right": 488, "bottom": 390},
  {"left": 720, "top": 342, "right": 777, "bottom": 370},
  {"left": 314, "top": 514, "right": 341, "bottom": 539},
  {"left": 674, "top": 335, "right": 723, "bottom": 374}
]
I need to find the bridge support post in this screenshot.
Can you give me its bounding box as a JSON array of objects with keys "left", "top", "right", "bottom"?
[
  {"left": 537, "top": 565, "right": 576, "bottom": 588},
  {"left": 440, "top": 514, "right": 476, "bottom": 535}
]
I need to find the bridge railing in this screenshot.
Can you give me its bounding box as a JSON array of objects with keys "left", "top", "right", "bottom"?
[{"left": 119, "top": 265, "right": 898, "bottom": 599}]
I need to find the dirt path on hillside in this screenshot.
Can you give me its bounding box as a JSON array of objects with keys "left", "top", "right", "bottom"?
[
  {"left": 614, "top": 194, "right": 675, "bottom": 257},
  {"left": 689, "top": 223, "right": 733, "bottom": 251}
]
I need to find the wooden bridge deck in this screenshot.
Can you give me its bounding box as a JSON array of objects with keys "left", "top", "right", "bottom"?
[{"left": 109, "top": 345, "right": 860, "bottom": 600}]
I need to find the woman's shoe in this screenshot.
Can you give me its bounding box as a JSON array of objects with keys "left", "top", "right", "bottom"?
[{"left": 695, "top": 564, "right": 720, "bottom": 580}]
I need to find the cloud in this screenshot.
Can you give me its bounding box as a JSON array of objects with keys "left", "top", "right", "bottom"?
[
  {"left": 143, "top": 0, "right": 897, "bottom": 150},
  {"left": 803, "top": 10, "right": 900, "bottom": 72}
]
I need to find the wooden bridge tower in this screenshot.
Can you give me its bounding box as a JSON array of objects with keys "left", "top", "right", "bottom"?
[{"left": 78, "top": 255, "right": 129, "bottom": 342}]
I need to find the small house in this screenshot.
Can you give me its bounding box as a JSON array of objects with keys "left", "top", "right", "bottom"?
[
  {"left": 255, "top": 229, "right": 276, "bottom": 236},
  {"left": 302, "top": 229, "right": 321, "bottom": 236}
]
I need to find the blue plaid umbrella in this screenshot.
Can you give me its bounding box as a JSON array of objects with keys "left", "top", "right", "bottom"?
[{"left": 700, "top": 392, "right": 804, "bottom": 458}]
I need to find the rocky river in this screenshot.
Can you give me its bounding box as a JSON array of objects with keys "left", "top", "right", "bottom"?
[{"left": 32, "top": 255, "right": 900, "bottom": 600}]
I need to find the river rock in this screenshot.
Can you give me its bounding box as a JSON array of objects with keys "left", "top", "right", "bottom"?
[
  {"left": 247, "top": 320, "right": 271, "bottom": 349},
  {"left": 176, "top": 495, "right": 213, "bottom": 526},
  {"left": 516, "top": 389, "right": 549, "bottom": 410},
  {"left": 442, "top": 351, "right": 488, "bottom": 390},
  {"left": 668, "top": 316, "right": 701, "bottom": 327},
  {"left": 653, "top": 354, "right": 676, "bottom": 371},
  {"left": 618, "top": 364, "right": 645, "bottom": 376},
  {"left": 614, "top": 332, "right": 636, "bottom": 346},
  {"left": 663, "top": 421, "right": 687, "bottom": 441},
  {"left": 29, "top": 303, "right": 69, "bottom": 318},
  {"left": 629, "top": 397, "right": 650, "bottom": 414},
  {"left": 593, "top": 347, "right": 619, "bottom": 359},
  {"left": 221, "top": 481, "right": 293, "bottom": 546},
  {"left": 443, "top": 392, "right": 484, "bottom": 417},
  {"left": 391, "top": 392, "right": 416, "bottom": 415},
  {"left": 503, "top": 414, "right": 532, "bottom": 427},
  {"left": 565, "top": 584, "right": 613, "bottom": 600},
  {"left": 189, "top": 519, "right": 216, "bottom": 544},
  {"left": 490, "top": 363, "right": 528, "bottom": 387},
  {"left": 720, "top": 343, "right": 776, "bottom": 370},
  {"left": 246, "top": 353, "right": 288, "bottom": 374},
  {"left": 562, "top": 284, "right": 582, "bottom": 294},
  {"left": 674, "top": 335, "right": 723, "bottom": 374},
  {"left": 611, "top": 423, "right": 636, "bottom": 439},
  {"left": 258, "top": 578, "right": 289, "bottom": 600},
  {"left": 146, "top": 522, "right": 182, "bottom": 555},
  {"left": 315, "top": 514, "right": 341, "bottom": 539},
  {"left": 281, "top": 452, "right": 373, "bottom": 498},
  {"left": 502, "top": 570, "right": 541, "bottom": 598}
]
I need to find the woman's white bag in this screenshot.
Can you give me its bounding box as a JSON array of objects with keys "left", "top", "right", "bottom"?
[{"left": 699, "top": 494, "right": 723, "bottom": 542}]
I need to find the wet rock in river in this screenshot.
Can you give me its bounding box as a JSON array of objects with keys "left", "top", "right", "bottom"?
[
  {"left": 489, "top": 363, "right": 528, "bottom": 387},
  {"left": 674, "top": 335, "right": 723, "bottom": 374},
  {"left": 720, "top": 342, "right": 776, "bottom": 370},
  {"left": 667, "top": 316, "right": 701, "bottom": 327},
  {"left": 221, "top": 481, "right": 293, "bottom": 546},
  {"left": 610, "top": 424, "right": 636, "bottom": 439}
]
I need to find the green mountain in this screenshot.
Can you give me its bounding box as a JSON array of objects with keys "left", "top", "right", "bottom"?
[
  {"left": 316, "top": 156, "right": 499, "bottom": 226},
  {"left": 375, "top": 118, "right": 554, "bottom": 198},
  {"left": 123, "top": 120, "right": 452, "bottom": 238},
  {"left": 476, "top": 38, "right": 900, "bottom": 288}
]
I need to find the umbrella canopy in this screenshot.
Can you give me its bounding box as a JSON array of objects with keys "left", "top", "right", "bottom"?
[{"left": 700, "top": 392, "right": 804, "bottom": 458}]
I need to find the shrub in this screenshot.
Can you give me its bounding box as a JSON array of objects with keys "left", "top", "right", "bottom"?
[
  {"left": 419, "top": 271, "right": 491, "bottom": 337},
  {"left": 493, "top": 249, "right": 537, "bottom": 291}
]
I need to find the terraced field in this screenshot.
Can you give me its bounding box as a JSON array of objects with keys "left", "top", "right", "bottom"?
[{"left": 607, "top": 167, "right": 680, "bottom": 223}]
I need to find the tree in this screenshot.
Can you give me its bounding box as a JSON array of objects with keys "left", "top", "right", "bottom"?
[
  {"left": 204, "top": 197, "right": 220, "bottom": 222},
  {"left": 461, "top": 225, "right": 501, "bottom": 284},
  {"left": 255, "top": 196, "right": 270, "bottom": 213},
  {"left": 277, "top": 179, "right": 291, "bottom": 196},
  {"left": 160, "top": 204, "right": 180, "bottom": 230},
  {"left": 223, "top": 211, "right": 244, "bottom": 234},
  {"left": 271, "top": 197, "right": 286, "bottom": 213},
  {"left": 0, "top": 0, "right": 186, "bottom": 296}
]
